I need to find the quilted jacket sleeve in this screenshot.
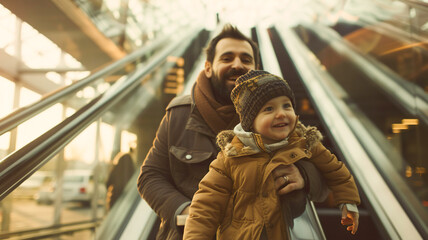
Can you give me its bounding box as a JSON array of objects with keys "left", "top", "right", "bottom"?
[
  {"left": 310, "top": 143, "right": 361, "bottom": 206},
  {"left": 183, "top": 153, "right": 233, "bottom": 239}
]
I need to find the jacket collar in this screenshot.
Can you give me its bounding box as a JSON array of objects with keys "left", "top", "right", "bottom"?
[
  {"left": 216, "top": 120, "right": 323, "bottom": 157},
  {"left": 233, "top": 123, "right": 290, "bottom": 153}
]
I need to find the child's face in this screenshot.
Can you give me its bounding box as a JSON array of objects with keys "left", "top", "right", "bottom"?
[{"left": 252, "top": 96, "right": 297, "bottom": 144}]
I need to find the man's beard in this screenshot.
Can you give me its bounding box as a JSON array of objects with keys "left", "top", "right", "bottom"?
[{"left": 211, "top": 69, "right": 248, "bottom": 105}]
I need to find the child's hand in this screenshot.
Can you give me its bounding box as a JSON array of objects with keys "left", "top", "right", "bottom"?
[{"left": 341, "top": 205, "right": 359, "bottom": 235}]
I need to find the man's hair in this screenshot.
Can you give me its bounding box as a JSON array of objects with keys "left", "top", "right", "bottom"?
[{"left": 205, "top": 24, "right": 260, "bottom": 68}]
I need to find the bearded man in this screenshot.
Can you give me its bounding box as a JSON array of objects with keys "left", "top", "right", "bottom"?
[{"left": 137, "top": 24, "right": 328, "bottom": 240}]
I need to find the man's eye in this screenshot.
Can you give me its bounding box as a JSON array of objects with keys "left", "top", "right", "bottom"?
[{"left": 242, "top": 58, "right": 253, "bottom": 64}]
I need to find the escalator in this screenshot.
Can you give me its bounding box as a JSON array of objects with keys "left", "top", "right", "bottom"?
[
  {"left": 252, "top": 24, "right": 389, "bottom": 240},
  {"left": 0, "top": 24, "right": 209, "bottom": 239},
  {"left": 2, "top": 5, "right": 427, "bottom": 240},
  {"left": 265, "top": 9, "right": 427, "bottom": 238},
  {"left": 96, "top": 21, "right": 427, "bottom": 240}
]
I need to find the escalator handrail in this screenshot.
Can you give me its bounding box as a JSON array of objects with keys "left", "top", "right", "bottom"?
[
  {"left": 0, "top": 28, "right": 181, "bottom": 136},
  {"left": 0, "top": 24, "right": 203, "bottom": 201},
  {"left": 300, "top": 22, "right": 428, "bottom": 126}
]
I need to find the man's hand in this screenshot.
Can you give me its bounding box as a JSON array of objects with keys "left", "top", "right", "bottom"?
[
  {"left": 177, "top": 206, "right": 190, "bottom": 226},
  {"left": 272, "top": 164, "right": 305, "bottom": 195},
  {"left": 341, "top": 205, "right": 359, "bottom": 235},
  {"left": 181, "top": 206, "right": 190, "bottom": 215}
]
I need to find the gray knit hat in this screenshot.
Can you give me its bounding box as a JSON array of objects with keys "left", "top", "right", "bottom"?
[{"left": 231, "top": 70, "right": 295, "bottom": 131}]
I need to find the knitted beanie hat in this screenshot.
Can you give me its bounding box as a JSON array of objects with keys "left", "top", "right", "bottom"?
[{"left": 231, "top": 70, "right": 295, "bottom": 131}]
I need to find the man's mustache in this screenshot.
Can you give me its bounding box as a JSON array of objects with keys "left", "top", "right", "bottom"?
[{"left": 224, "top": 69, "right": 248, "bottom": 80}]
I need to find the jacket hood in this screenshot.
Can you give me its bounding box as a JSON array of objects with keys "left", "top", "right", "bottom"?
[{"left": 216, "top": 121, "right": 323, "bottom": 156}]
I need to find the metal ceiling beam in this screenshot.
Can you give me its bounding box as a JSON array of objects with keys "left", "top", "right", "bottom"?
[
  {"left": 0, "top": 0, "right": 126, "bottom": 70},
  {"left": 0, "top": 48, "right": 62, "bottom": 95}
]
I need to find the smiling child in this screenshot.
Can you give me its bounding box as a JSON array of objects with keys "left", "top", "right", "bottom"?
[{"left": 183, "top": 70, "right": 360, "bottom": 240}]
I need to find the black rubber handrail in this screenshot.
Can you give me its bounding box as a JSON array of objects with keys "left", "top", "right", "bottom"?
[
  {"left": 0, "top": 25, "right": 202, "bottom": 201},
  {"left": 0, "top": 30, "right": 178, "bottom": 136}
]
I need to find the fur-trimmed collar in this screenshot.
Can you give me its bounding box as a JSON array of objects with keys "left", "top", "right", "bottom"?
[{"left": 216, "top": 121, "right": 323, "bottom": 157}]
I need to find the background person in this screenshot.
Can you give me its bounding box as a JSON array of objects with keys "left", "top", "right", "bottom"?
[{"left": 106, "top": 148, "right": 135, "bottom": 211}]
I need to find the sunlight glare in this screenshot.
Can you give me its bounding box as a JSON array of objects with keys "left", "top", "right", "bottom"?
[{"left": 0, "top": 76, "right": 14, "bottom": 118}]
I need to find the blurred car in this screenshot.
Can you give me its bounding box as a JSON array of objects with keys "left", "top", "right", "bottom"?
[
  {"left": 36, "top": 169, "right": 106, "bottom": 206},
  {"left": 14, "top": 171, "right": 53, "bottom": 199}
]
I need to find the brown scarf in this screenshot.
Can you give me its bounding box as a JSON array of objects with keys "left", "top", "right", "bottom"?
[{"left": 193, "top": 71, "right": 240, "bottom": 135}]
